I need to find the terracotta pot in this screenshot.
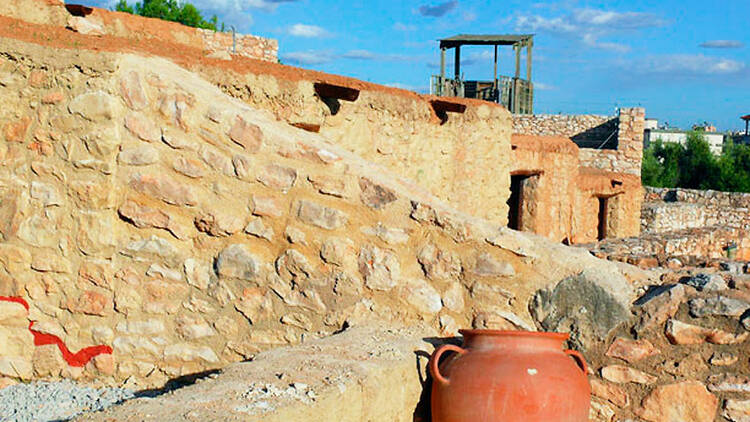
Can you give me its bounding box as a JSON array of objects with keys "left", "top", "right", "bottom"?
[{"left": 429, "top": 329, "right": 590, "bottom": 422}]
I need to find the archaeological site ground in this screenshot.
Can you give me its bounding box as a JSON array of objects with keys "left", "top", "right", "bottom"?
[{"left": 0, "top": 1, "right": 749, "bottom": 421}]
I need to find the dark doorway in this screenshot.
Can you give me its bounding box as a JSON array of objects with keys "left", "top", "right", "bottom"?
[
  {"left": 597, "top": 197, "right": 609, "bottom": 240},
  {"left": 508, "top": 174, "right": 531, "bottom": 230}
]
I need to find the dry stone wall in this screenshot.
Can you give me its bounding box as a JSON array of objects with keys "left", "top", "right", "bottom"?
[
  {"left": 577, "top": 108, "right": 645, "bottom": 177},
  {"left": 0, "top": 38, "right": 636, "bottom": 389},
  {"left": 514, "top": 108, "right": 645, "bottom": 177},
  {"left": 5, "top": 0, "right": 278, "bottom": 63},
  {"left": 198, "top": 29, "right": 277, "bottom": 62},
  {"left": 512, "top": 114, "right": 615, "bottom": 140},
  {"left": 201, "top": 66, "right": 513, "bottom": 224},
  {"left": 643, "top": 187, "right": 750, "bottom": 233}
]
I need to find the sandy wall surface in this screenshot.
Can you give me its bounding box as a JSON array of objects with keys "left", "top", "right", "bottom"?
[{"left": 0, "top": 38, "right": 641, "bottom": 388}]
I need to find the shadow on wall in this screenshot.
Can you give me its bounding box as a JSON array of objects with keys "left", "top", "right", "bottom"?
[
  {"left": 413, "top": 336, "right": 462, "bottom": 422},
  {"left": 570, "top": 118, "right": 618, "bottom": 150}
]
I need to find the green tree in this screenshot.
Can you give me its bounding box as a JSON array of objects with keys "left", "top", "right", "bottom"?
[
  {"left": 641, "top": 141, "right": 662, "bottom": 187},
  {"left": 678, "top": 131, "right": 719, "bottom": 189},
  {"left": 641, "top": 139, "right": 684, "bottom": 188},
  {"left": 642, "top": 132, "right": 750, "bottom": 194},
  {"left": 114, "top": 0, "right": 134, "bottom": 13},
  {"left": 115, "top": 0, "right": 220, "bottom": 31}
]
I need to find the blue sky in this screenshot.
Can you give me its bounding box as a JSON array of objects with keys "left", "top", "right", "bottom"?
[{"left": 85, "top": 0, "right": 749, "bottom": 131}]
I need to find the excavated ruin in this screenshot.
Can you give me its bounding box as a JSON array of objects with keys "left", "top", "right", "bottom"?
[{"left": 0, "top": 2, "right": 748, "bottom": 422}]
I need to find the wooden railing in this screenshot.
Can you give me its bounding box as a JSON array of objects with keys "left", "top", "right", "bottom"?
[{"left": 430, "top": 75, "right": 533, "bottom": 114}]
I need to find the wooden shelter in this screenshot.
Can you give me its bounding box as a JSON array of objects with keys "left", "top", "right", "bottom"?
[{"left": 432, "top": 34, "right": 534, "bottom": 114}]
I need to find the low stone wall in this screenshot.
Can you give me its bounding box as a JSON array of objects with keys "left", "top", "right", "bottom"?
[
  {"left": 6, "top": 0, "right": 278, "bottom": 62},
  {"left": 88, "top": 8, "right": 278, "bottom": 62},
  {"left": 0, "top": 0, "right": 69, "bottom": 26},
  {"left": 587, "top": 226, "right": 750, "bottom": 267},
  {"left": 578, "top": 107, "right": 645, "bottom": 177},
  {"left": 512, "top": 114, "right": 614, "bottom": 140},
  {"left": 513, "top": 108, "right": 645, "bottom": 177},
  {"left": 642, "top": 187, "right": 750, "bottom": 234},
  {"left": 198, "top": 29, "right": 277, "bottom": 62}
]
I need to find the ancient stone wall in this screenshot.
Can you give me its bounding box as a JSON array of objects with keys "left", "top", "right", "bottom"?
[
  {"left": 0, "top": 0, "right": 69, "bottom": 26},
  {"left": 510, "top": 135, "right": 579, "bottom": 242},
  {"left": 6, "top": 0, "right": 278, "bottom": 62},
  {"left": 643, "top": 187, "right": 750, "bottom": 233},
  {"left": 588, "top": 226, "right": 750, "bottom": 267},
  {"left": 512, "top": 114, "right": 615, "bottom": 141},
  {"left": 200, "top": 65, "right": 513, "bottom": 224},
  {"left": 514, "top": 108, "right": 645, "bottom": 177},
  {"left": 574, "top": 170, "right": 643, "bottom": 244},
  {"left": 0, "top": 38, "right": 636, "bottom": 389},
  {"left": 510, "top": 135, "right": 642, "bottom": 244},
  {"left": 577, "top": 107, "right": 645, "bottom": 177},
  {"left": 198, "top": 29, "right": 277, "bottom": 62}
]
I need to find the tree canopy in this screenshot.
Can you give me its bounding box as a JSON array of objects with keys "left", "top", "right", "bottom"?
[
  {"left": 642, "top": 131, "right": 750, "bottom": 192},
  {"left": 115, "top": 0, "right": 220, "bottom": 31}
]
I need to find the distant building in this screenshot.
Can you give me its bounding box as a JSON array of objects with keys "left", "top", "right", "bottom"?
[{"left": 643, "top": 119, "right": 725, "bottom": 155}]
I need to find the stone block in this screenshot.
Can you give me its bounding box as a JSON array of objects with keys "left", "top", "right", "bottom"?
[
  {"left": 216, "top": 244, "right": 258, "bottom": 281},
  {"left": 296, "top": 200, "right": 347, "bottom": 230}
]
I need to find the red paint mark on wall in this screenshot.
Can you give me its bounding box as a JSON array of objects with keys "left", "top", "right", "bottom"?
[{"left": 0, "top": 296, "right": 112, "bottom": 367}]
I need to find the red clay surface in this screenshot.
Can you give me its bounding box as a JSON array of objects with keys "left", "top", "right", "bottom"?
[
  {"left": 0, "top": 11, "right": 500, "bottom": 112},
  {"left": 0, "top": 296, "right": 112, "bottom": 367}
]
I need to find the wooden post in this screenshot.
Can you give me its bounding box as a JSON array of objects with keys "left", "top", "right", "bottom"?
[
  {"left": 746, "top": 119, "right": 749, "bottom": 136},
  {"left": 514, "top": 44, "right": 520, "bottom": 78},
  {"left": 454, "top": 45, "right": 461, "bottom": 81},
  {"left": 454, "top": 45, "right": 461, "bottom": 97},
  {"left": 440, "top": 47, "right": 446, "bottom": 96},
  {"left": 493, "top": 45, "right": 498, "bottom": 89},
  {"left": 526, "top": 40, "right": 532, "bottom": 81}
]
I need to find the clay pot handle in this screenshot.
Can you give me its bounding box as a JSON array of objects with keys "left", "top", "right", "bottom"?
[
  {"left": 564, "top": 349, "right": 588, "bottom": 374},
  {"left": 429, "top": 344, "right": 466, "bottom": 385}
]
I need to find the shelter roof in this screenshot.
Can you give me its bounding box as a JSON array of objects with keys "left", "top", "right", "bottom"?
[{"left": 439, "top": 34, "right": 534, "bottom": 48}]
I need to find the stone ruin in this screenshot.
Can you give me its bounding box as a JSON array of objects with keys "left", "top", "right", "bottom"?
[{"left": 0, "top": 2, "right": 748, "bottom": 421}]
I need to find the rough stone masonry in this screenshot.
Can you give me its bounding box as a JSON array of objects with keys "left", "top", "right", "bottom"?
[{"left": 0, "top": 34, "right": 640, "bottom": 394}]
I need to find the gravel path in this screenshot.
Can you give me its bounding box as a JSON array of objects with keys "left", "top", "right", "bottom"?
[{"left": 0, "top": 380, "right": 134, "bottom": 422}]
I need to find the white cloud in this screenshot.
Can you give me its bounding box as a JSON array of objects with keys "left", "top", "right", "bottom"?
[
  {"left": 282, "top": 49, "right": 422, "bottom": 66},
  {"left": 244, "top": 0, "right": 300, "bottom": 12},
  {"left": 341, "top": 49, "right": 418, "bottom": 62},
  {"left": 633, "top": 54, "right": 745, "bottom": 76},
  {"left": 582, "top": 33, "right": 630, "bottom": 53},
  {"left": 189, "top": 0, "right": 300, "bottom": 12},
  {"left": 341, "top": 50, "right": 378, "bottom": 60},
  {"left": 287, "top": 23, "right": 330, "bottom": 38},
  {"left": 700, "top": 40, "right": 744, "bottom": 49},
  {"left": 393, "top": 22, "right": 417, "bottom": 32},
  {"left": 533, "top": 82, "right": 555, "bottom": 91},
  {"left": 514, "top": 8, "right": 666, "bottom": 53},
  {"left": 281, "top": 50, "right": 335, "bottom": 65}
]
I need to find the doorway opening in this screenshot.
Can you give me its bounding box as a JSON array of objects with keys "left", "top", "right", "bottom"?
[
  {"left": 597, "top": 197, "right": 609, "bottom": 241},
  {"left": 508, "top": 173, "right": 539, "bottom": 231}
]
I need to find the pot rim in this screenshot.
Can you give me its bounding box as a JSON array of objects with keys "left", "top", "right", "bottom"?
[{"left": 458, "top": 329, "right": 570, "bottom": 341}]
